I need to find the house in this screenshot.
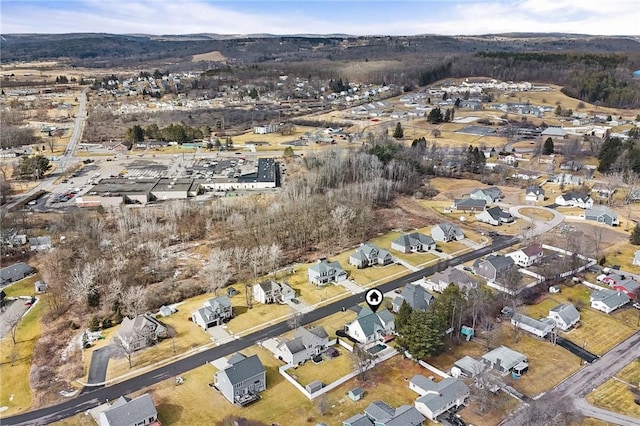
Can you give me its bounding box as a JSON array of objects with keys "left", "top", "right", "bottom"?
[
  {"left": 547, "top": 304, "right": 580, "bottom": 331},
  {"left": 349, "top": 243, "right": 392, "bottom": 268},
  {"left": 158, "top": 305, "right": 176, "bottom": 317},
  {"left": 29, "top": 236, "right": 52, "bottom": 251},
  {"left": 469, "top": 187, "right": 504, "bottom": 203},
  {"left": 506, "top": 244, "right": 544, "bottom": 267},
  {"left": 475, "top": 206, "right": 514, "bottom": 226},
  {"left": 511, "top": 313, "right": 555, "bottom": 338},
  {"left": 555, "top": 192, "right": 593, "bottom": 209},
  {"left": 550, "top": 174, "right": 583, "bottom": 186},
  {"left": 541, "top": 127, "right": 568, "bottom": 138},
  {"left": 410, "top": 375, "right": 469, "bottom": 421},
  {"left": 512, "top": 170, "right": 541, "bottom": 181},
  {"left": 1, "top": 262, "right": 35, "bottom": 286},
  {"left": 308, "top": 258, "right": 347, "bottom": 286},
  {"left": 525, "top": 185, "right": 545, "bottom": 202},
  {"left": 391, "top": 233, "right": 435, "bottom": 253},
  {"left": 585, "top": 206, "right": 619, "bottom": 226},
  {"left": 634, "top": 250, "right": 640, "bottom": 266},
  {"left": 276, "top": 326, "right": 330, "bottom": 365},
  {"left": 482, "top": 346, "right": 528, "bottom": 374},
  {"left": 497, "top": 153, "right": 518, "bottom": 165},
  {"left": 431, "top": 223, "right": 465, "bottom": 242},
  {"left": 425, "top": 267, "right": 477, "bottom": 293},
  {"left": 116, "top": 314, "right": 167, "bottom": 352},
  {"left": 344, "top": 401, "right": 425, "bottom": 426},
  {"left": 590, "top": 289, "right": 630, "bottom": 314},
  {"left": 451, "top": 355, "right": 485, "bottom": 378},
  {"left": 392, "top": 283, "right": 434, "bottom": 312},
  {"left": 452, "top": 198, "right": 486, "bottom": 212},
  {"left": 348, "top": 387, "right": 365, "bottom": 401},
  {"left": 191, "top": 296, "right": 233, "bottom": 329},
  {"left": 34, "top": 280, "right": 47, "bottom": 293},
  {"left": 344, "top": 307, "right": 395, "bottom": 344},
  {"left": 98, "top": 393, "right": 159, "bottom": 426},
  {"left": 253, "top": 280, "right": 296, "bottom": 304},
  {"left": 606, "top": 275, "right": 640, "bottom": 298},
  {"left": 214, "top": 353, "right": 266, "bottom": 406},
  {"left": 472, "top": 255, "right": 515, "bottom": 282}
]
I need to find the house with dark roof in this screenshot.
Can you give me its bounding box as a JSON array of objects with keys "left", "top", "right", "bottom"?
[
  {"left": 452, "top": 198, "right": 486, "bottom": 212},
  {"left": 475, "top": 206, "right": 514, "bottom": 226},
  {"left": 343, "top": 401, "right": 425, "bottom": 426},
  {"left": 431, "top": 223, "right": 465, "bottom": 242},
  {"left": 525, "top": 185, "right": 545, "bottom": 202},
  {"left": 191, "top": 296, "right": 233, "bottom": 329},
  {"left": 511, "top": 313, "right": 555, "bottom": 338},
  {"left": 391, "top": 233, "right": 435, "bottom": 253},
  {"left": 469, "top": 187, "right": 504, "bottom": 203},
  {"left": 214, "top": 353, "right": 266, "bottom": 406},
  {"left": 1, "top": 262, "right": 35, "bottom": 286},
  {"left": 590, "top": 289, "right": 630, "bottom": 314},
  {"left": 344, "top": 307, "right": 395, "bottom": 345},
  {"left": 482, "top": 346, "right": 528, "bottom": 374},
  {"left": 555, "top": 192, "right": 593, "bottom": 209},
  {"left": 253, "top": 279, "right": 295, "bottom": 304},
  {"left": 116, "top": 314, "right": 168, "bottom": 352},
  {"left": 585, "top": 206, "right": 619, "bottom": 226},
  {"left": 472, "top": 255, "right": 515, "bottom": 282},
  {"left": 98, "top": 393, "right": 159, "bottom": 426},
  {"left": 276, "top": 326, "right": 330, "bottom": 365},
  {"left": 548, "top": 304, "right": 580, "bottom": 330},
  {"left": 425, "top": 266, "right": 477, "bottom": 293},
  {"left": 410, "top": 375, "right": 469, "bottom": 421},
  {"left": 392, "top": 283, "right": 434, "bottom": 312},
  {"left": 506, "top": 244, "right": 544, "bottom": 267},
  {"left": 308, "top": 258, "right": 347, "bottom": 286},
  {"left": 349, "top": 243, "right": 392, "bottom": 268}
]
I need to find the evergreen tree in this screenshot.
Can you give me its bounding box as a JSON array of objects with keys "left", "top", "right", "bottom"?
[
  {"left": 444, "top": 108, "right": 451, "bottom": 122},
  {"left": 411, "top": 137, "right": 427, "bottom": 150},
  {"left": 396, "top": 300, "right": 413, "bottom": 333},
  {"left": 399, "top": 310, "right": 445, "bottom": 360},
  {"left": 543, "top": 137, "right": 555, "bottom": 155},
  {"left": 427, "top": 107, "right": 443, "bottom": 124},
  {"left": 631, "top": 223, "right": 640, "bottom": 245},
  {"left": 125, "top": 125, "right": 144, "bottom": 144},
  {"left": 597, "top": 137, "right": 622, "bottom": 173},
  {"left": 393, "top": 122, "right": 404, "bottom": 139}
]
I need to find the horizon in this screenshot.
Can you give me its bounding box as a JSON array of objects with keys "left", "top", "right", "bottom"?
[{"left": 2, "top": 0, "right": 639, "bottom": 37}]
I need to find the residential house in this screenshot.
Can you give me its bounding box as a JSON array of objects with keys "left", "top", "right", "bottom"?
[
  {"left": 634, "top": 250, "right": 640, "bottom": 266},
  {"left": 554, "top": 191, "right": 593, "bottom": 209},
  {"left": 585, "top": 206, "right": 619, "bottom": 226},
  {"left": 0, "top": 262, "right": 35, "bottom": 286},
  {"left": 391, "top": 233, "right": 435, "bottom": 253},
  {"left": 590, "top": 289, "right": 630, "bottom": 314},
  {"left": 560, "top": 160, "right": 582, "bottom": 172},
  {"left": 541, "top": 127, "right": 568, "bottom": 138},
  {"left": 214, "top": 353, "right": 266, "bottom": 406},
  {"left": 475, "top": 206, "right": 514, "bottom": 226},
  {"left": 482, "top": 346, "right": 528, "bottom": 375},
  {"left": 525, "top": 185, "right": 545, "bottom": 202},
  {"left": 451, "top": 355, "right": 486, "bottom": 378},
  {"left": 547, "top": 304, "right": 580, "bottom": 331},
  {"left": 603, "top": 274, "right": 640, "bottom": 298},
  {"left": 506, "top": 244, "right": 544, "bottom": 267},
  {"left": 344, "top": 401, "right": 425, "bottom": 426},
  {"left": 29, "top": 236, "right": 52, "bottom": 251},
  {"left": 344, "top": 307, "right": 395, "bottom": 344},
  {"left": 98, "top": 393, "right": 159, "bottom": 426},
  {"left": 472, "top": 255, "right": 515, "bottom": 282},
  {"left": 116, "top": 314, "right": 167, "bottom": 352},
  {"left": 497, "top": 153, "right": 519, "bottom": 165},
  {"left": 431, "top": 223, "right": 465, "bottom": 242},
  {"left": 411, "top": 375, "right": 469, "bottom": 421},
  {"left": 469, "top": 187, "right": 504, "bottom": 204},
  {"left": 452, "top": 198, "right": 486, "bottom": 212},
  {"left": 550, "top": 174, "right": 583, "bottom": 186},
  {"left": 308, "top": 258, "right": 347, "bottom": 286},
  {"left": 512, "top": 170, "right": 541, "bottom": 181},
  {"left": 511, "top": 313, "right": 555, "bottom": 338},
  {"left": 253, "top": 280, "right": 295, "bottom": 304},
  {"left": 191, "top": 296, "right": 233, "bottom": 329},
  {"left": 349, "top": 243, "right": 392, "bottom": 268},
  {"left": 276, "top": 326, "right": 330, "bottom": 365},
  {"left": 425, "top": 266, "right": 477, "bottom": 293},
  {"left": 392, "top": 283, "right": 434, "bottom": 312},
  {"left": 158, "top": 305, "right": 176, "bottom": 317}
]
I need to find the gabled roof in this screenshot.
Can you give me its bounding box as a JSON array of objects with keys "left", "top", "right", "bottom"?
[
  {"left": 102, "top": 393, "right": 157, "bottom": 426},
  {"left": 434, "top": 223, "right": 464, "bottom": 236},
  {"left": 482, "top": 346, "right": 526, "bottom": 370},
  {"left": 257, "top": 279, "right": 280, "bottom": 292},
  {"left": 400, "top": 283, "right": 434, "bottom": 311},
  {"left": 549, "top": 304, "right": 580, "bottom": 325},
  {"left": 206, "top": 295, "right": 231, "bottom": 310},
  {"left": 591, "top": 289, "right": 630, "bottom": 309},
  {"left": 393, "top": 232, "right": 435, "bottom": 249},
  {"left": 349, "top": 309, "right": 393, "bottom": 338},
  {"left": 512, "top": 313, "right": 555, "bottom": 334},
  {"left": 431, "top": 266, "right": 475, "bottom": 287},
  {"left": 525, "top": 185, "right": 545, "bottom": 195},
  {"left": 413, "top": 375, "right": 470, "bottom": 414},
  {"left": 482, "top": 254, "right": 515, "bottom": 271},
  {"left": 309, "top": 259, "right": 345, "bottom": 275},
  {"left": 472, "top": 186, "right": 503, "bottom": 199},
  {"left": 454, "top": 355, "right": 485, "bottom": 375},
  {"left": 454, "top": 198, "right": 486, "bottom": 208},
  {"left": 560, "top": 191, "right": 590, "bottom": 202},
  {"left": 278, "top": 336, "right": 307, "bottom": 354},
  {"left": 521, "top": 244, "right": 543, "bottom": 257},
  {"left": 343, "top": 413, "right": 373, "bottom": 426},
  {"left": 484, "top": 206, "right": 503, "bottom": 221},
  {"left": 364, "top": 400, "right": 396, "bottom": 421},
  {"left": 119, "top": 314, "right": 164, "bottom": 337},
  {"left": 219, "top": 353, "right": 265, "bottom": 385},
  {"left": 586, "top": 205, "right": 618, "bottom": 219},
  {"left": 541, "top": 127, "right": 567, "bottom": 137},
  {"left": 0, "top": 262, "right": 35, "bottom": 282}
]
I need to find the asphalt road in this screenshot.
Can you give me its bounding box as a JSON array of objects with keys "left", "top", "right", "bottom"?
[{"left": 2, "top": 234, "right": 520, "bottom": 426}]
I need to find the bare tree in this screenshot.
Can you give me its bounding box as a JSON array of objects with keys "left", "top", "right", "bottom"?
[
  {"left": 471, "top": 367, "right": 502, "bottom": 414},
  {"left": 350, "top": 344, "right": 375, "bottom": 382},
  {"left": 121, "top": 285, "right": 149, "bottom": 318},
  {"left": 115, "top": 334, "right": 138, "bottom": 369},
  {"left": 331, "top": 205, "right": 356, "bottom": 248},
  {"left": 6, "top": 308, "right": 23, "bottom": 345},
  {"left": 231, "top": 246, "right": 249, "bottom": 278},
  {"left": 315, "top": 394, "right": 330, "bottom": 415},
  {"left": 204, "top": 248, "right": 233, "bottom": 296},
  {"left": 267, "top": 243, "right": 283, "bottom": 279},
  {"left": 287, "top": 310, "right": 304, "bottom": 330},
  {"left": 67, "top": 262, "right": 99, "bottom": 306}
]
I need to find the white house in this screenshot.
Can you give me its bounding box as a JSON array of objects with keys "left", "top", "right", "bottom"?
[
  {"left": 590, "top": 289, "right": 630, "bottom": 314},
  {"left": 276, "top": 326, "right": 330, "bottom": 365},
  {"left": 511, "top": 313, "right": 555, "bottom": 338},
  {"left": 547, "top": 304, "right": 580, "bottom": 331},
  {"left": 634, "top": 250, "right": 640, "bottom": 266},
  {"left": 307, "top": 258, "right": 347, "bottom": 286},
  {"left": 506, "top": 244, "right": 544, "bottom": 267},
  {"left": 410, "top": 375, "right": 469, "bottom": 421},
  {"left": 253, "top": 280, "right": 296, "bottom": 304},
  {"left": 431, "top": 223, "right": 465, "bottom": 242},
  {"left": 344, "top": 307, "right": 395, "bottom": 344},
  {"left": 555, "top": 192, "right": 593, "bottom": 208},
  {"left": 349, "top": 243, "right": 392, "bottom": 268},
  {"left": 391, "top": 233, "right": 436, "bottom": 253},
  {"left": 525, "top": 185, "right": 545, "bottom": 202},
  {"left": 475, "top": 206, "right": 514, "bottom": 226}
]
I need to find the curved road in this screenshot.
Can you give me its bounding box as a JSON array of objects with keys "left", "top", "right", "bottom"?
[
  {"left": 509, "top": 205, "right": 564, "bottom": 236},
  {"left": 2, "top": 235, "right": 520, "bottom": 426}
]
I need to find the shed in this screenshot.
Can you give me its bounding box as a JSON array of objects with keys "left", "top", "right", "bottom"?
[
  {"left": 305, "top": 380, "right": 323, "bottom": 394},
  {"left": 348, "top": 387, "right": 365, "bottom": 401},
  {"left": 34, "top": 280, "right": 47, "bottom": 293},
  {"left": 159, "top": 305, "right": 176, "bottom": 317}
]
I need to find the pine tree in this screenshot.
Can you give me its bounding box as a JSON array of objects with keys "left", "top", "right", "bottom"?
[
  {"left": 631, "top": 223, "right": 640, "bottom": 245},
  {"left": 393, "top": 122, "right": 404, "bottom": 139},
  {"left": 543, "top": 137, "right": 554, "bottom": 155},
  {"left": 401, "top": 310, "right": 445, "bottom": 360},
  {"left": 396, "top": 300, "right": 413, "bottom": 333}
]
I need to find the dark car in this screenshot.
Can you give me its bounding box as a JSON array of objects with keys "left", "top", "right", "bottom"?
[{"left": 291, "top": 298, "right": 300, "bottom": 304}]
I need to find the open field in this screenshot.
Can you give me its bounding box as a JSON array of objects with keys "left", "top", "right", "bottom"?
[
  {"left": 587, "top": 378, "right": 640, "bottom": 419},
  {"left": 617, "top": 359, "right": 640, "bottom": 385},
  {"left": 601, "top": 241, "right": 640, "bottom": 272},
  {"left": 191, "top": 50, "right": 227, "bottom": 62},
  {"left": 519, "top": 207, "right": 555, "bottom": 222}
]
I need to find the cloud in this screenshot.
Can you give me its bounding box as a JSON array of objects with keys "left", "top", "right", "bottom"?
[{"left": 1, "top": 0, "right": 638, "bottom": 35}]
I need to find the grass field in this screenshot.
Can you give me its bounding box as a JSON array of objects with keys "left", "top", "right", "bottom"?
[
  {"left": 286, "top": 346, "right": 353, "bottom": 387},
  {"left": 587, "top": 378, "right": 640, "bottom": 419},
  {"left": 330, "top": 249, "right": 408, "bottom": 286},
  {"left": 616, "top": 359, "right": 640, "bottom": 385},
  {"left": 284, "top": 265, "right": 349, "bottom": 306},
  {"left": 519, "top": 208, "right": 555, "bottom": 222}
]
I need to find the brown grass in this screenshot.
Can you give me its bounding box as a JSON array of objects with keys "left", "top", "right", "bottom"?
[
  {"left": 587, "top": 379, "right": 640, "bottom": 418},
  {"left": 519, "top": 208, "right": 554, "bottom": 222}
]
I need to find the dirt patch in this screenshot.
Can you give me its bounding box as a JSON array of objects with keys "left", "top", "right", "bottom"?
[
  {"left": 570, "top": 222, "right": 628, "bottom": 248},
  {"left": 191, "top": 51, "right": 227, "bottom": 63}
]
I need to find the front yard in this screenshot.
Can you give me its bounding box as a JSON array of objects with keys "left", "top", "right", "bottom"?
[{"left": 285, "top": 346, "right": 353, "bottom": 387}]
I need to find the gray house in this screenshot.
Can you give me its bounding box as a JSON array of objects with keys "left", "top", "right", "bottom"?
[
  {"left": 585, "top": 206, "right": 619, "bottom": 226},
  {"left": 590, "top": 289, "right": 630, "bottom": 314},
  {"left": 253, "top": 280, "right": 295, "bottom": 304},
  {"left": 470, "top": 187, "right": 504, "bottom": 203},
  {"left": 475, "top": 206, "right": 514, "bottom": 226},
  {"left": 525, "top": 185, "right": 545, "bottom": 202},
  {"left": 308, "top": 258, "right": 347, "bottom": 286},
  {"left": 214, "top": 353, "right": 266, "bottom": 406},
  {"left": 453, "top": 198, "right": 486, "bottom": 212},
  {"left": 98, "top": 393, "right": 158, "bottom": 426},
  {"left": 511, "top": 313, "right": 555, "bottom": 338},
  {"left": 29, "top": 236, "right": 52, "bottom": 251},
  {"left": 349, "top": 243, "right": 392, "bottom": 268},
  {"left": 425, "top": 266, "right": 477, "bottom": 293},
  {"left": 191, "top": 296, "right": 233, "bottom": 329},
  {"left": 431, "top": 223, "right": 465, "bottom": 242},
  {"left": 116, "top": 314, "right": 168, "bottom": 352},
  {"left": 392, "top": 283, "right": 434, "bottom": 312},
  {"left": 391, "top": 233, "right": 435, "bottom": 253},
  {"left": 276, "top": 326, "right": 330, "bottom": 365},
  {"left": 411, "top": 375, "right": 469, "bottom": 421},
  {"left": 473, "top": 255, "right": 515, "bottom": 282},
  {"left": 1, "top": 262, "right": 35, "bottom": 286},
  {"left": 364, "top": 401, "right": 425, "bottom": 426},
  {"left": 482, "top": 346, "right": 528, "bottom": 374}
]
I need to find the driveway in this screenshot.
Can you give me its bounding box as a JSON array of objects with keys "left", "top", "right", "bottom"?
[
  {"left": 207, "top": 325, "right": 233, "bottom": 344},
  {"left": 86, "top": 344, "right": 119, "bottom": 385},
  {"left": 340, "top": 279, "right": 365, "bottom": 294}
]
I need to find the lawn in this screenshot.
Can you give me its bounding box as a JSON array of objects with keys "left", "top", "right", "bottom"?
[
  {"left": 602, "top": 241, "right": 640, "bottom": 273},
  {"left": 286, "top": 346, "right": 353, "bottom": 387},
  {"left": 330, "top": 249, "right": 408, "bottom": 286},
  {"left": 587, "top": 378, "right": 640, "bottom": 419},
  {"left": 284, "top": 265, "right": 349, "bottom": 306},
  {"left": 519, "top": 208, "right": 555, "bottom": 222},
  {"left": 616, "top": 359, "right": 640, "bottom": 385},
  {"left": 2, "top": 276, "right": 39, "bottom": 298}
]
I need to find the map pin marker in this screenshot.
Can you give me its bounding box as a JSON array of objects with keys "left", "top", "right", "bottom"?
[{"left": 365, "top": 288, "right": 383, "bottom": 313}]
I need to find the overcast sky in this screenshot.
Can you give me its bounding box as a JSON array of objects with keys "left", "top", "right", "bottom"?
[{"left": 2, "top": 0, "right": 639, "bottom": 36}]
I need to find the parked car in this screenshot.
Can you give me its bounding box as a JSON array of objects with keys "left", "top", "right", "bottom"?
[
  {"left": 633, "top": 303, "right": 640, "bottom": 310},
  {"left": 291, "top": 298, "right": 300, "bottom": 304}
]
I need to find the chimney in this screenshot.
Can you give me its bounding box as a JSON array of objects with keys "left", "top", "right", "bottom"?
[{"left": 495, "top": 358, "right": 502, "bottom": 371}]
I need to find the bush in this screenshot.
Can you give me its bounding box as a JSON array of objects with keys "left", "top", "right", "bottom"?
[
  {"left": 68, "top": 320, "right": 80, "bottom": 330},
  {"left": 89, "top": 315, "right": 101, "bottom": 332}
]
